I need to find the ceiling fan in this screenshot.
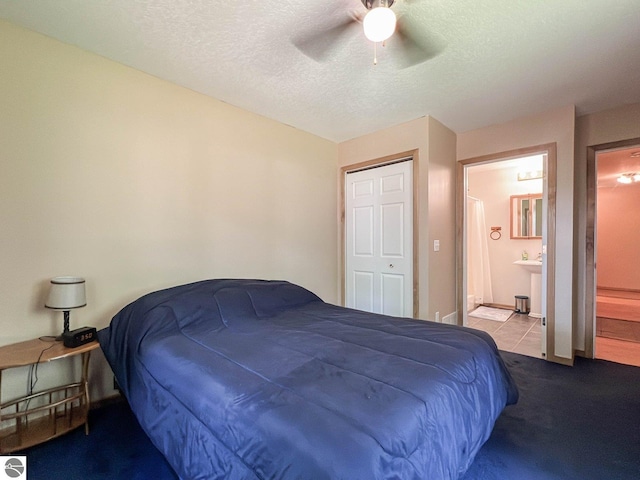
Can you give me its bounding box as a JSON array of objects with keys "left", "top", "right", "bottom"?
[{"left": 292, "top": 0, "right": 443, "bottom": 67}]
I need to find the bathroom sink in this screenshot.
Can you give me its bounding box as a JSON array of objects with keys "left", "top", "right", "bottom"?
[
  {"left": 514, "top": 260, "right": 543, "bottom": 318},
  {"left": 514, "top": 259, "right": 542, "bottom": 274}
]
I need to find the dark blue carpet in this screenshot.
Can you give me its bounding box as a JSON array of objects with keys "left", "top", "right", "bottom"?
[
  {"left": 21, "top": 399, "right": 177, "bottom": 480},
  {"left": 21, "top": 352, "right": 640, "bottom": 479},
  {"left": 461, "top": 352, "right": 640, "bottom": 480}
]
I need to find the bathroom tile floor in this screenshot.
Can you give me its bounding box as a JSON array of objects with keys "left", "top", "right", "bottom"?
[{"left": 468, "top": 310, "right": 543, "bottom": 359}]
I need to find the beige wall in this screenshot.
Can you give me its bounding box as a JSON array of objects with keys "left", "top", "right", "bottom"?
[
  {"left": 457, "top": 105, "right": 576, "bottom": 360},
  {"left": 337, "top": 116, "right": 458, "bottom": 322},
  {"left": 0, "top": 21, "right": 337, "bottom": 402},
  {"left": 597, "top": 184, "right": 640, "bottom": 290},
  {"left": 426, "top": 117, "right": 458, "bottom": 323},
  {"left": 574, "top": 103, "right": 640, "bottom": 352}
]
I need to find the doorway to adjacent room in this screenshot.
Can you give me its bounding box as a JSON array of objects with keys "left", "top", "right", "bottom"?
[{"left": 590, "top": 142, "right": 640, "bottom": 367}]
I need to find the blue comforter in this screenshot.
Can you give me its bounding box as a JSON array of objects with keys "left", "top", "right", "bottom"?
[{"left": 99, "top": 279, "right": 518, "bottom": 480}]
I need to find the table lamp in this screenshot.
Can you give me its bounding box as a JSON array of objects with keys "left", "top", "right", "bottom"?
[{"left": 45, "top": 276, "right": 86, "bottom": 338}]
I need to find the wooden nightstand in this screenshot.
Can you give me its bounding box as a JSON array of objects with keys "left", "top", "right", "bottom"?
[{"left": 0, "top": 337, "right": 100, "bottom": 453}]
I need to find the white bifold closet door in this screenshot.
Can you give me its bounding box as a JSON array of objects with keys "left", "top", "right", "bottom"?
[{"left": 345, "top": 160, "right": 413, "bottom": 317}]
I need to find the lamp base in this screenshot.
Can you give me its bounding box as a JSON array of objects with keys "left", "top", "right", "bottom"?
[{"left": 54, "top": 310, "right": 72, "bottom": 341}]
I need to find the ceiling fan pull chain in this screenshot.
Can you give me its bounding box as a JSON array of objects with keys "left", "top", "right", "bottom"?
[{"left": 373, "top": 41, "right": 378, "bottom": 65}]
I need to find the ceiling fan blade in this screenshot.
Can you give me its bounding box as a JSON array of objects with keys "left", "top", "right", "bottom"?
[
  {"left": 394, "top": 14, "right": 444, "bottom": 68},
  {"left": 292, "top": 15, "right": 361, "bottom": 62}
]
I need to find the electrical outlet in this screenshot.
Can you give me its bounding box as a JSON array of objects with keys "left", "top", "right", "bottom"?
[{"left": 434, "top": 240, "right": 440, "bottom": 252}]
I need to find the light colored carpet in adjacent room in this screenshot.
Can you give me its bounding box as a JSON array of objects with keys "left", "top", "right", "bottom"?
[{"left": 596, "top": 296, "right": 640, "bottom": 323}]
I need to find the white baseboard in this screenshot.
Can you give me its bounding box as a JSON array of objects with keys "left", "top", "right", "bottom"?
[{"left": 442, "top": 312, "right": 457, "bottom": 325}]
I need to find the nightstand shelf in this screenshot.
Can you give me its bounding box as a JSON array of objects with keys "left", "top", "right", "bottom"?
[{"left": 0, "top": 338, "right": 99, "bottom": 454}]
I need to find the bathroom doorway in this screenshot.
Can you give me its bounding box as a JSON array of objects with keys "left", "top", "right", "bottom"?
[{"left": 457, "top": 144, "right": 557, "bottom": 361}]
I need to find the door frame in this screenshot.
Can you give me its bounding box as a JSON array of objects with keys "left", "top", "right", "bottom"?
[
  {"left": 456, "top": 143, "right": 561, "bottom": 362},
  {"left": 340, "top": 149, "right": 419, "bottom": 317},
  {"left": 585, "top": 137, "right": 640, "bottom": 358}
]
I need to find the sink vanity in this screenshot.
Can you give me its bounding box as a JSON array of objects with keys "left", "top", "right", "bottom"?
[
  {"left": 513, "top": 260, "right": 542, "bottom": 318},
  {"left": 513, "top": 259, "right": 542, "bottom": 274}
]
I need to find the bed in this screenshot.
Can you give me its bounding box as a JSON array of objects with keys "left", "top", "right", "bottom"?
[{"left": 98, "top": 279, "right": 518, "bottom": 480}]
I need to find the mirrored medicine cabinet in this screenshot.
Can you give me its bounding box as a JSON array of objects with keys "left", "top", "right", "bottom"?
[{"left": 510, "top": 194, "right": 542, "bottom": 239}]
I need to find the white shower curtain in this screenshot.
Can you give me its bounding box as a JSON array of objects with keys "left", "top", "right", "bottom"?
[{"left": 467, "top": 197, "right": 493, "bottom": 306}]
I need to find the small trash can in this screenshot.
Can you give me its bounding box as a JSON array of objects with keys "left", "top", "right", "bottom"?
[{"left": 514, "top": 295, "right": 529, "bottom": 314}]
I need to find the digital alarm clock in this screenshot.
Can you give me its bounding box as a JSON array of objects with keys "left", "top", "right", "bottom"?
[{"left": 62, "top": 326, "right": 97, "bottom": 348}]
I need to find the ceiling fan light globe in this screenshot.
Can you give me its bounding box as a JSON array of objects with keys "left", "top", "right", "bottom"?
[
  {"left": 617, "top": 174, "right": 633, "bottom": 184},
  {"left": 363, "top": 7, "right": 396, "bottom": 43}
]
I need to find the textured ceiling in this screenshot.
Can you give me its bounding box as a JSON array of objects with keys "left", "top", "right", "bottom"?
[{"left": 1, "top": 0, "right": 640, "bottom": 142}]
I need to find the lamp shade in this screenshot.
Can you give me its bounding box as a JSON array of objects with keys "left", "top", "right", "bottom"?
[{"left": 45, "top": 277, "right": 86, "bottom": 310}]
